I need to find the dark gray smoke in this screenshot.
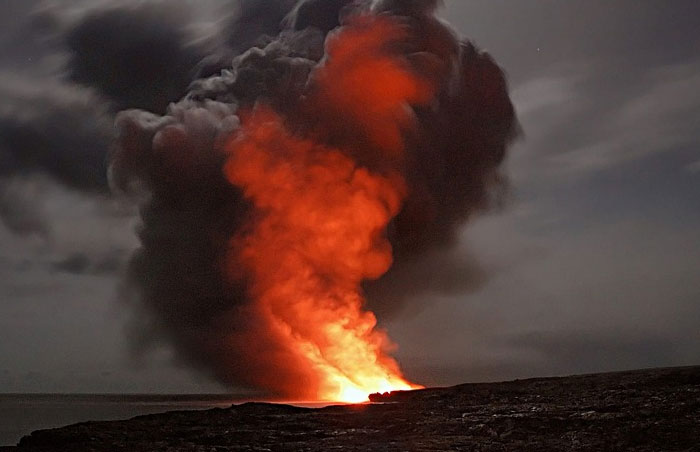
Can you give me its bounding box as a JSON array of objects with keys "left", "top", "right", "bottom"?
[{"left": 109, "top": 0, "right": 517, "bottom": 396}]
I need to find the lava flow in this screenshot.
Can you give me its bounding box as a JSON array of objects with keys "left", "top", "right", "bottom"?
[{"left": 224, "top": 17, "right": 431, "bottom": 402}]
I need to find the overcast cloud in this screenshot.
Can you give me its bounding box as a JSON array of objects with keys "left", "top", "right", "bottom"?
[{"left": 0, "top": 0, "right": 698, "bottom": 393}]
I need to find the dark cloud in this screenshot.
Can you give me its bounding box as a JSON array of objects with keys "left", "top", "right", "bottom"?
[
  {"left": 0, "top": 0, "right": 218, "bottom": 237},
  {"left": 0, "top": 77, "right": 112, "bottom": 192},
  {"left": 506, "top": 330, "right": 677, "bottom": 375},
  {"left": 63, "top": 2, "right": 206, "bottom": 113},
  {"left": 0, "top": 75, "right": 113, "bottom": 235},
  {"left": 0, "top": 1, "right": 54, "bottom": 75},
  {"left": 52, "top": 253, "right": 91, "bottom": 274},
  {"left": 0, "top": 177, "right": 50, "bottom": 237},
  {"left": 52, "top": 251, "right": 125, "bottom": 275},
  {"left": 0, "top": 0, "right": 699, "bottom": 396}
]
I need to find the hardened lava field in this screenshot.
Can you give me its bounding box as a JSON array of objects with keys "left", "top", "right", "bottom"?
[{"left": 9, "top": 366, "right": 700, "bottom": 451}]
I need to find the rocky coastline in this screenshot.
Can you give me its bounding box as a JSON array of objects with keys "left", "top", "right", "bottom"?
[{"left": 4, "top": 366, "right": 699, "bottom": 451}]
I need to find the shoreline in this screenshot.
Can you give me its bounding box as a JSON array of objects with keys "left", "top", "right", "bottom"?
[{"left": 3, "top": 365, "right": 698, "bottom": 451}]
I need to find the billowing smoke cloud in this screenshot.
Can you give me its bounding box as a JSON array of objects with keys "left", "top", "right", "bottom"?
[{"left": 110, "top": 0, "right": 517, "bottom": 399}]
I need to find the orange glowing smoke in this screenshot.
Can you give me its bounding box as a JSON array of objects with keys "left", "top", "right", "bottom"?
[{"left": 224, "top": 16, "right": 433, "bottom": 403}]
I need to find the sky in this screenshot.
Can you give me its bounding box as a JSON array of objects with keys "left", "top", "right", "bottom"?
[{"left": 1, "top": 0, "right": 699, "bottom": 393}]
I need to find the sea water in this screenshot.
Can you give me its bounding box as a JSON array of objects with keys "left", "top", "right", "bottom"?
[
  {"left": 0, "top": 394, "right": 338, "bottom": 446},
  {"left": 0, "top": 394, "right": 241, "bottom": 446}
]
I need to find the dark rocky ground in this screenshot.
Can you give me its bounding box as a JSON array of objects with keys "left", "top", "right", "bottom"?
[{"left": 3, "top": 366, "right": 699, "bottom": 451}]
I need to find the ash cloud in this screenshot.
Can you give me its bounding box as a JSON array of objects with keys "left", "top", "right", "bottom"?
[{"left": 111, "top": 0, "right": 517, "bottom": 395}]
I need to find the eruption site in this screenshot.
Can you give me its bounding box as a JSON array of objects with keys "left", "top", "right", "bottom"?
[{"left": 111, "top": 0, "right": 517, "bottom": 402}]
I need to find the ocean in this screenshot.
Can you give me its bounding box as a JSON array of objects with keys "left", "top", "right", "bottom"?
[{"left": 0, "top": 394, "right": 246, "bottom": 447}]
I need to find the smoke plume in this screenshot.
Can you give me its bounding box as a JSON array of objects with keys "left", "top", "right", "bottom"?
[{"left": 111, "top": 0, "right": 517, "bottom": 400}]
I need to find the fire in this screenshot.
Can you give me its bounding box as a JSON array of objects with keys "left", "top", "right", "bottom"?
[{"left": 224, "top": 16, "right": 432, "bottom": 403}]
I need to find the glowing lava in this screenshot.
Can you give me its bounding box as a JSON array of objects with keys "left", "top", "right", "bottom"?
[{"left": 224, "top": 16, "right": 431, "bottom": 403}]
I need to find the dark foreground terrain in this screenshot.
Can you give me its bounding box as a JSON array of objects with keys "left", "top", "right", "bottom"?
[{"left": 4, "top": 366, "right": 699, "bottom": 451}]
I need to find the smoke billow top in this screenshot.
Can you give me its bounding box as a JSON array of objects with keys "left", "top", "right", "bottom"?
[{"left": 109, "top": 0, "right": 517, "bottom": 401}]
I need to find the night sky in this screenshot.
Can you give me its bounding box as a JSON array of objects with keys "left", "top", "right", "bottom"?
[{"left": 1, "top": 0, "right": 699, "bottom": 393}]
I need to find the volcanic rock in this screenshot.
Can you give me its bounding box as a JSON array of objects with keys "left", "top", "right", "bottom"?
[{"left": 5, "top": 366, "right": 700, "bottom": 451}]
